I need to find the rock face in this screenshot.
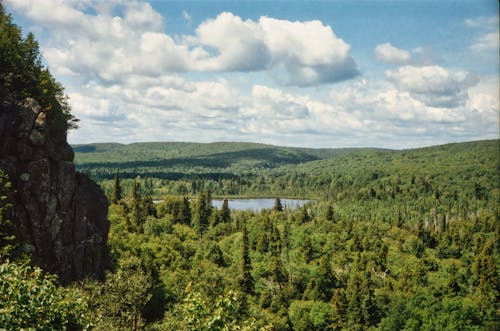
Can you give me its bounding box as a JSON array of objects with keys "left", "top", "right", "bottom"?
[{"left": 0, "top": 98, "right": 109, "bottom": 283}]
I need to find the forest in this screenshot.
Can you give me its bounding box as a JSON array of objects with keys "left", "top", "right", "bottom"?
[
  {"left": 0, "top": 1, "right": 499, "bottom": 330},
  {"left": 3, "top": 138, "right": 499, "bottom": 330}
]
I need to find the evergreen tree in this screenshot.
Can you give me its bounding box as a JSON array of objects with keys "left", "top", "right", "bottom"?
[
  {"left": 239, "top": 226, "right": 254, "bottom": 295},
  {"left": 273, "top": 197, "right": 283, "bottom": 212},
  {"left": 130, "top": 181, "right": 144, "bottom": 232},
  {"left": 141, "top": 195, "right": 156, "bottom": 218},
  {"left": 220, "top": 199, "right": 231, "bottom": 223},
  {"left": 299, "top": 206, "right": 310, "bottom": 223},
  {"left": 111, "top": 174, "right": 122, "bottom": 204},
  {"left": 193, "top": 193, "right": 211, "bottom": 236},
  {"left": 180, "top": 197, "right": 191, "bottom": 225},
  {"left": 326, "top": 204, "right": 334, "bottom": 221}
]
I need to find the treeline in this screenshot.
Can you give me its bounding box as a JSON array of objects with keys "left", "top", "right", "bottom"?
[{"left": 94, "top": 140, "right": 499, "bottom": 205}]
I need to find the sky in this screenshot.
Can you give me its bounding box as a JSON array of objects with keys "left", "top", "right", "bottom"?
[{"left": 4, "top": 0, "right": 499, "bottom": 149}]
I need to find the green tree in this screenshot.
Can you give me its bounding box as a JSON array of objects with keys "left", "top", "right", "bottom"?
[
  {"left": 0, "top": 3, "right": 77, "bottom": 130},
  {"left": 130, "top": 181, "right": 145, "bottom": 232},
  {"left": 220, "top": 198, "right": 231, "bottom": 223},
  {"left": 193, "top": 192, "right": 211, "bottom": 236},
  {"left": 111, "top": 174, "right": 122, "bottom": 204},
  {"left": 273, "top": 197, "right": 283, "bottom": 212},
  {"left": 0, "top": 260, "right": 91, "bottom": 330},
  {"left": 239, "top": 226, "right": 254, "bottom": 296},
  {"left": 180, "top": 197, "right": 192, "bottom": 225},
  {"left": 326, "top": 204, "right": 334, "bottom": 221},
  {"left": 82, "top": 258, "right": 152, "bottom": 330}
]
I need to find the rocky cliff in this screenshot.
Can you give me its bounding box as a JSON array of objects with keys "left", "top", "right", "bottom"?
[{"left": 0, "top": 98, "right": 109, "bottom": 283}]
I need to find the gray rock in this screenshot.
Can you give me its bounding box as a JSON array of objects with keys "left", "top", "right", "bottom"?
[{"left": 0, "top": 98, "right": 109, "bottom": 283}]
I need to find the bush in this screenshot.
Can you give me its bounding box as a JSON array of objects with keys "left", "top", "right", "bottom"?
[{"left": 0, "top": 260, "right": 91, "bottom": 330}]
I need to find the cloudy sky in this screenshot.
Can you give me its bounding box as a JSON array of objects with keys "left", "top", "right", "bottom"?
[{"left": 4, "top": 0, "right": 499, "bottom": 148}]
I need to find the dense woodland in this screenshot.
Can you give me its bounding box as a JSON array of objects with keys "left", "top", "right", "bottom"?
[
  {"left": 3, "top": 138, "right": 500, "bottom": 330},
  {"left": 1, "top": 2, "right": 499, "bottom": 330}
]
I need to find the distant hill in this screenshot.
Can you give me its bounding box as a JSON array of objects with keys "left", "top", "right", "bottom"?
[
  {"left": 73, "top": 141, "right": 384, "bottom": 179},
  {"left": 73, "top": 139, "right": 498, "bottom": 199}
]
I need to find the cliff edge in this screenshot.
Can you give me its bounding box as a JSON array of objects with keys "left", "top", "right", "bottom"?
[{"left": 0, "top": 98, "right": 109, "bottom": 283}]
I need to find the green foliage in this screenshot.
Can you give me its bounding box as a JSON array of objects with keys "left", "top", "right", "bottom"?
[
  {"left": 111, "top": 174, "right": 122, "bottom": 204},
  {"left": 0, "top": 170, "right": 15, "bottom": 260},
  {"left": 80, "top": 258, "right": 152, "bottom": 330},
  {"left": 239, "top": 226, "right": 254, "bottom": 296},
  {"left": 0, "top": 260, "right": 91, "bottom": 330},
  {"left": 0, "top": 2, "right": 78, "bottom": 131},
  {"left": 273, "top": 197, "right": 284, "bottom": 212}
]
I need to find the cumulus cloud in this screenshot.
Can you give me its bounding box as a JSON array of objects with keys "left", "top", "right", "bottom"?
[
  {"left": 470, "top": 32, "right": 499, "bottom": 53},
  {"left": 5, "top": 1, "right": 358, "bottom": 86},
  {"left": 374, "top": 43, "right": 411, "bottom": 65},
  {"left": 190, "top": 12, "right": 271, "bottom": 72},
  {"left": 259, "top": 17, "right": 358, "bottom": 85},
  {"left": 4, "top": 0, "right": 497, "bottom": 148},
  {"left": 385, "top": 65, "right": 479, "bottom": 108}
]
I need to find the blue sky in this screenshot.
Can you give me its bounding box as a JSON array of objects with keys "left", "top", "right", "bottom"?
[{"left": 4, "top": 0, "right": 499, "bottom": 148}]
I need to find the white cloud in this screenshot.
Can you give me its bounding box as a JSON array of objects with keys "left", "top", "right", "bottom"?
[
  {"left": 182, "top": 10, "right": 192, "bottom": 25},
  {"left": 470, "top": 32, "right": 499, "bottom": 53},
  {"left": 385, "top": 65, "right": 479, "bottom": 108},
  {"left": 374, "top": 43, "right": 411, "bottom": 65},
  {"left": 4, "top": 0, "right": 497, "bottom": 148},
  {"left": 190, "top": 13, "right": 359, "bottom": 85},
  {"left": 465, "top": 16, "right": 499, "bottom": 28},
  {"left": 190, "top": 12, "right": 271, "bottom": 72},
  {"left": 5, "top": 1, "right": 358, "bottom": 86},
  {"left": 465, "top": 15, "right": 499, "bottom": 54},
  {"left": 259, "top": 17, "right": 358, "bottom": 85}
]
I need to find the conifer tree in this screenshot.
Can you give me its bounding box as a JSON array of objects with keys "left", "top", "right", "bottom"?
[
  {"left": 220, "top": 199, "right": 231, "bottom": 223},
  {"left": 130, "top": 181, "right": 144, "bottom": 232},
  {"left": 111, "top": 174, "right": 122, "bottom": 204},
  {"left": 326, "top": 204, "right": 334, "bottom": 221},
  {"left": 193, "top": 193, "right": 211, "bottom": 236},
  {"left": 180, "top": 197, "right": 191, "bottom": 225},
  {"left": 239, "top": 226, "right": 254, "bottom": 295},
  {"left": 273, "top": 197, "right": 283, "bottom": 212}
]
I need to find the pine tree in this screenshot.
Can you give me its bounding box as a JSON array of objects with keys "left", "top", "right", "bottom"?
[
  {"left": 326, "top": 204, "right": 334, "bottom": 221},
  {"left": 193, "top": 193, "right": 211, "bottom": 236},
  {"left": 299, "top": 206, "right": 310, "bottom": 223},
  {"left": 180, "top": 197, "right": 191, "bottom": 225},
  {"left": 239, "top": 226, "right": 254, "bottom": 295},
  {"left": 111, "top": 174, "right": 122, "bottom": 204},
  {"left": 130, "top": 181, "right": 144, "bottom": 232},
  {"left": 273, "top": 197, "right": 283, "bottom": 212},
  {"left": 220, "top": 199, "right": 231, "bottom": 223}
]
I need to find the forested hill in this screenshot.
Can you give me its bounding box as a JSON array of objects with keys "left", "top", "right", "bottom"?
[
  {"left": 73, "top": 141, "right": 382, "bottom": 179},
  {"left": 73, "top": 139, "right": 498, "bottom": 199}
]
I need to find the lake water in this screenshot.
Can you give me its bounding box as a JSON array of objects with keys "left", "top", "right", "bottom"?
[{"left": 211, "top": 198, "right": 311, "bottom": 211}]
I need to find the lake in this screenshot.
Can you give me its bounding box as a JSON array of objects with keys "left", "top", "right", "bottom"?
[{"left": 211, "top": 198, "right": 311, "bottom": 211}]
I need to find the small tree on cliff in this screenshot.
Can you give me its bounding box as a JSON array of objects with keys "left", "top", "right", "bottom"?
[{"left": 0, "top": 3, "right": 78, "bottom": 131}]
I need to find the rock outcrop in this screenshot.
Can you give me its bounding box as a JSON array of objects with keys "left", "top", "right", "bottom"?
[{"left": 0, "top": 98, "right": 109, "bottom": 283}]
